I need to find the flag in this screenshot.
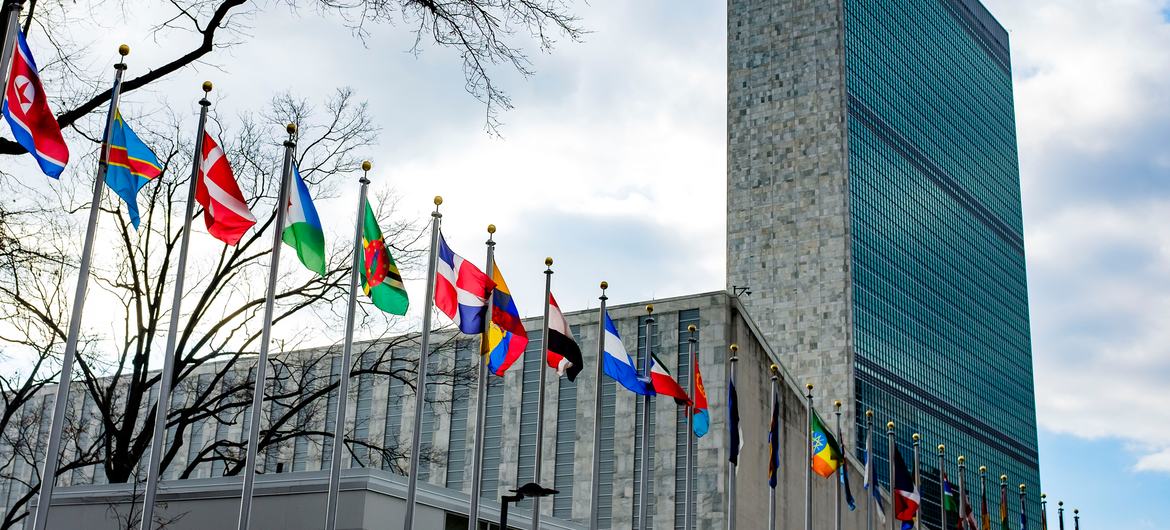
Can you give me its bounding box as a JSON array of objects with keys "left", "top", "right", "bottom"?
[
  {"left": 692, "top": 355, "right": 709, "bottom": 438},
  {"left": 943, "top": 470, "right": 958, "bottom": 518},
  {"left": 1040, "top": 502, "right": 1047, "bottom": 530},
  {"left": 2, "top": 30, "right": 69, "bottom": 178},
  {"left": 601, "top": 310, "right": 651, "bottom": 395},
  {"left": 842, "top": 450, "right": 857, "bottom": 510},
  {"left": 728, "top": 376, "right": 742, "bottom": 466},
  {"left": 485, "top": 264, "right": 527, "bottom": 375},
  {"left": 1020, "top": 504, "right": 1027, "bottom": 530},
  {"left": 810, "top": 409, "right": 842, "bottom": 478},
  {"left": 648, "top": 353, "right": 690, "bottom": 404},
  {"left": 864, "top": 446, "right": 887, "bottom": 523},
  {"left": 434, "top": 233, "right": 494, "bottom": 334},
  {"left": 963, "top": 489, "right": 978, "bottom": 530},
  {"left": 281, "top": 164, "right": 326, "bottom": 275},
  {"left": 105, "top": 109, "right": 161, "bottom": 228},
  {"left": 892, "top": 447, "right": 921, "bottom": 522},
  {"left": 360, "top": 202, "right": 408, "bottom": 315},
  {"left": 545, "top": 294, "right": 583, "bottom": 381},
  {"left": 195, "top": 132, "right": 256, "bottom": 245},
  {"left": 1000, "top": 485, "right": 1009, "bottom": 530},
  {"left": 767, "top": 387, "right": 779, "bottom": 488}
]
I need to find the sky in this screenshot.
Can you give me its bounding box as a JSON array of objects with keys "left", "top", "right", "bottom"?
[{"left": 5, "top": 0, "right": 1170, "bottom": 526}]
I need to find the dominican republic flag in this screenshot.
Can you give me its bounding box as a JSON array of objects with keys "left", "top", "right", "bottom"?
[
  {"left": 2, "top": 30, "right": 69, "bottom": 178},
  {"left": 545, "top": 293, "right": 583, "bottom": 381},
  {"left": 892, "top": 446, "right": 921, "bottom": 522},
  {"left": 281, "top": 164, "right": 326, "bottom": 276},
  {"left": 435, "top": 233, "right": 494, "bottom": 334},
  {"left": 602, "top": 310, "right": 651, "bottom": 395},
  {"left": 195, "top": 132, "right": 256, "bottom": 245},
  {"left": 864, "top": 443, "right": 886, "bottom": 522},
  {"left": 648, "top": 353, "right": 690, "bottom": 405}
]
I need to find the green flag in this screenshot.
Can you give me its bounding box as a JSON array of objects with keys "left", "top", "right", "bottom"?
[{"left": 360, "top": 203, "right": 408, "bottom": 315}]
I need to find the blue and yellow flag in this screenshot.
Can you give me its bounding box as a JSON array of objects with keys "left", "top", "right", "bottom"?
[
  {"left": 105, "top": 109, "right": 161, "bottom": 228},
  {"left": 485, "top": 264, "right": 528, "bottom": 375}
]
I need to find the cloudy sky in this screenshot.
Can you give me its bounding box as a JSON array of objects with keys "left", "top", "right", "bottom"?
[{"left": 9, "top": 0, "right": 1170, "bottom": 526}]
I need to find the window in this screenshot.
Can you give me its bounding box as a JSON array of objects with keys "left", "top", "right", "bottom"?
[{"left": 446, "top": 341, "right": 474, "bottom": 489}]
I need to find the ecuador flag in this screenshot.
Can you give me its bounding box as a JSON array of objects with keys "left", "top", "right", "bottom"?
[{"left": 810, "top": 408, "right": 842, "bottom": 478}]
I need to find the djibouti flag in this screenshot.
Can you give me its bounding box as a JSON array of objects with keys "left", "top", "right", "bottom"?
[
  {"left": 361, "top": 202, "right": 408, "bottom": 315},
  {"left": 282, "top": 164, "right": 326, "bottom": 276}
]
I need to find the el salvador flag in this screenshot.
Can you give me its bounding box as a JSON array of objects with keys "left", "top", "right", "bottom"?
[{"left": 602, "top": 310, "right": 652, "bottom": 396}]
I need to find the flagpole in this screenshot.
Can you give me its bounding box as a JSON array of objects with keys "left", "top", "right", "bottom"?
[
  {"left": 403, "top": 196, "right": 444, "bottom": 530},
  {"left": 1000, "top": 475, "right": 1008, "bottom": 530},
  {"left": 235, "top": 123, "right": 298, "bottom": 530},
  {"left": 466, "top": 224, "right": 495, "bottom": 529},
  {"left": 959, "top": 456, "right": 968, "bottom": 530},
  {"left": 804, "top": 383, "right": 813, "bottom": 530},
  {"left": 1072, "top": 509, "right": 1078, "bottom": 530},
  {"left": 1018, "top": 485, "right": 1027, "bottom": 530},
  {"left": 866, "top": 410, "right": 874, "bottom": 530},
  {"left": 1040, "top": 494, "right": 1047, "bottom": 530},
  {"left": 728, "top": 344, "right": 740, "bottom": 530},
  {"left": 1057, "top": 501, "right": 1064, "bottom": 530},
  {"left": 981, "top": 467, "right": 989, "bottom": 530},
  {"left": 767, "top": 367, "right": 778, "bottom": 530},
  {"left": 912, "top": 434, "right": 920, "bottom": 530},
  {"left": 588, "top": 281, "right": 608, "bottom": 530},
  {"left": 29, "top": 45, "right": 128, "bottom": 530},
  {"left": 938, "top": 444, "right": 947, "bottom": 530},
  {"left": 0, "top": 0, "right": 23, "bottom": 93},
  {"left": 139, "top": 81, "right": 213, "bottom": 530},
  {"left": 637, "top": 304, "right": 654, "bottom": 530},
  {"left": 834, "top": 401, "right": 843, "bottom": 530},
  {"left": 684, "top": 325, "right": 698, "bottom": 530},
  {"left": 530, "top": 257, "right": 554, "bottom": 529},
  {"left": 886, "top": 422, "right": 896, "bottom": 530},
  {"left": 321, "top": 161, "right": 372, "bottom": 530}
]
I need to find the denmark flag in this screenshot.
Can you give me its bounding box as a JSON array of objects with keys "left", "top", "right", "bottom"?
[
  {"left": 2, "top": 30, "right": 69, "bottom": 178},
  {"left": 194, "top": 132, "right": 256, "bottom": 245}
]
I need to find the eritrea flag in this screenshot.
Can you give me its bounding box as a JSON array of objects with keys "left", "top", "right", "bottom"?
[{"left": 361, "top": 202, "right": 408, "bottom": 315}]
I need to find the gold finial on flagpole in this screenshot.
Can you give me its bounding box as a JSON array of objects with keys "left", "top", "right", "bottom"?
[
  {"left": 286, "top": 123, "right": 297, "bottom": 135},
  {"left": 1019, "top": 484, "right": 1026, "bottom": 493},
  {"left": 487, "top": 224, "right": 496, "bottom": 234},
  {"left": 688, "top": 324, "right": 697, "bottom": 333},
  {"left": 202, "top": 81, "right": 213, "bottom": 93},
  {"left": 938, "top": 444, "right": 946, "bottom": 454},
  {"left": 600, "top": 281, "right": 608, "bottom": 290},
  {"left": 770, "top": 364, "right": 779, "bottom": 375},
  {"left": 434, "top": 196, "right": 443, "bottom": 206},
  {"left": 545, "top": 257, "right": 554, "bottom": 267},
  {"left": 886, "top": 421, "right": 895, "bottom": 430},
  {"left": 866, "top": 410, "right": 873, "bottom": 418},
  {"left": 912, "top": 433, "right": 920, "bottom": 442},
  {"left": 646, "top": 304, "right": 654, "bottom": 314},
  {"left": 119, "top": 44, "right": 130, "bottom": 56},
  {"left": 361, "top": 160, "right": 372, "bottom": 172},
  {"left": 834, "top": 400, "right": 842, "bottom": 410},
  {"left": 980, "top": 466, "right": 988, "bottom": 473},
  {"left": 958, "top": 455, "right": 966, "bottom": 464}
]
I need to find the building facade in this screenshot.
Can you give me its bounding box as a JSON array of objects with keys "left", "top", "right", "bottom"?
[{"left": 726, "top": 0, "right": 1041, "bottom": 526}]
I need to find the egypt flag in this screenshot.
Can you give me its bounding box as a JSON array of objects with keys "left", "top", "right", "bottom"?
[
  {"left": 434, "top": 233, "right": 494, "bottom": 334},
  {"left": 648, "top": 353, "right": 690, "bottom": 405},
  {"left": 281, "top": 164, "right": 326, "bottom": 275},
  {"left": 195, "top": 132, "right": 256, "bottom": 245},
  {"left": 892, "top": 446, "right": 921, "bottom": 523},
  {"left": 545, "top": 294, "right": 583, "bottom": 381},
  {"left": 2, "top": 30, "right": 69, "bottom": 178}
]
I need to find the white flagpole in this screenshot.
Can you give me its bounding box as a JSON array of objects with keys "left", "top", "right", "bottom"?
[
  {"left": 912, "top": 433, "right": 921, "bottom": 530},
  {"left": 684, "top": 325, "right": 697, "bottom": 530},
  {"left": 939, "top": 444, "right": 948, "bottom": 530},
  {"left": 887, "top": 422, "right": 896, "bottom": 530},
  {"left": 0, "top": 0, "right": 23, "bottom": 93},
  {"left": 30, "top": 45, "right": 128, "bottom": 530},
  {"left": 727, "top": 344, "right": 740, "bottom": 530},
  {"left": 804, "top": 384, "right": 813, "bottom": 530},
  {"left": 530, "top": 257, "right": 554, "bottom": 528},
  {"left": 402, "top": 196, "right": 444, "bottom": 529},
  {"left": 959, "top": 456, "right": 969, "bottom": 530},
  {"left": 866, "top": 410, "right": 874, "bottom": 530},
  {"left": 767, "top": 367, "right": 778, "bottom": 530},
  {"left": 835, "top": 400, "right": 844, "bottom": 530},
  {"left": 1018, "top": 485, "right": 1027, "bottom": 530},
  {"left": 139, "top": 81, "right": 213, "bottom": 530},
  {"left": 466, "top": 224, "right": 494, "bottom": 530},
  {"left": 235, "top": 123, "right": 298, "bottom": 530},
  {"left": 588, "top": 282, "right": 608, "bottom": 530},
  {"left": 322, "top": 161, "right": 372, "bottom": 530},
  {"left": 636, "top": 304, "right": 654, "bottom": 530}
]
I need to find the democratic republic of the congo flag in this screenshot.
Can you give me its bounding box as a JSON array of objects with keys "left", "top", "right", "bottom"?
[{"left": 105, "top": 108, "right": 161, "bottom": 228}]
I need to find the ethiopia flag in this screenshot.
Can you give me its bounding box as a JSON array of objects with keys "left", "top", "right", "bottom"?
[
  {"left": 282, "top": 164, "right": 326, "bottom": 275},
  {"left": 360, "top": 202, "right": 408, "bottom": 315},
  {"left": 810, "top": 408, "right": 842, "bottom": 478}
]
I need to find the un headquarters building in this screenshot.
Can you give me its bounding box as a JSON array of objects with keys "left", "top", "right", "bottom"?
[{"left": 0, "top": 0, "right": 1039, "bottom": 529}]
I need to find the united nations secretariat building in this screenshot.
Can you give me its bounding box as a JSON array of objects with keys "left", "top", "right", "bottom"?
[{"left": 0, "top": 0, "right": 1042, "bottom": 528}]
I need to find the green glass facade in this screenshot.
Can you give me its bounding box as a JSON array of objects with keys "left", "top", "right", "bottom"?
[{"left": 843, "top": 0, "right": 1040, "bottom": 527}]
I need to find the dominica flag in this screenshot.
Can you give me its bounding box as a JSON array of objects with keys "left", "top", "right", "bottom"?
[
  {"left": 282, "top": 164, "right": 326, "bottom": 276},
  {"left": 360, "top": 202, "right": 408, "bottom": 315},
  {"left": 810, "top": 408, "right": 842, "bottom": 478},
  {"left": 105, "top": 108, "right": 161, "bottom": 228}
]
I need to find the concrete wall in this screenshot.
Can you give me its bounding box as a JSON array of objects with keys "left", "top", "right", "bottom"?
[{"left": 725, "top": 0, "right": 857, "bottom": 424}]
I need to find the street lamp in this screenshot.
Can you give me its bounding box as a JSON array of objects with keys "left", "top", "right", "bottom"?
[{"left": 499, "top": 482, "right": 558, "bottom": 529}]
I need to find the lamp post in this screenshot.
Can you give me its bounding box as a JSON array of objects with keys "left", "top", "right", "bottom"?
[{"left": 499, "top": 483, "right": 558, "bottom": 530}]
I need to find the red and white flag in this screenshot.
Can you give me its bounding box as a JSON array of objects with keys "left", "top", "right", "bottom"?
[
  {"left": 545, "top": 294, "right": 583, "bottom": 381},
  {"left": 195, "top": 132, "right": 256, "bottom": 245},
  {"left": 649, "top": 353, "right": 691, "bottom": 405}
]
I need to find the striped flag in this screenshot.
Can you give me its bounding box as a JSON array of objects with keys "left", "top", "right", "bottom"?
[
  {"left": 601, "top": 310, "right": 651, "bottom": 395},
  {"left": 692, "top": 355, "right": 709, "bottom": 437},
  {"left": 485, "top": 264, "right": 526, "bottom": 375},
  {"left": 105, "top": 109, "right": 161, "bottom": 228},
  {"left": 648, "top": 353, "right": 690, "bottom": 405},
  {"left": 767, "top": 386, "right": 779, "bottom": 488},
  {"left": 545, "top": 293, "right": 583, "bottom": 380},
  {"left": 194, "top": 132, "right": 256, "bottom": 245},
  {"left": 282, "top": 164, "right": 326, "bottom": 275}
]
